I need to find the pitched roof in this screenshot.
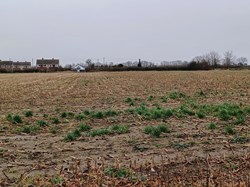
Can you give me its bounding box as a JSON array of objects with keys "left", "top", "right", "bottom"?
[
  {"left": 37, "top": 59, "right": 59, "bottom": 65},
  {"left": 0, "top": 61, "right": 31, "bottom": 66},
  {"left": 0, "top": 61, "right": 13, "bottom": 65},
  {"left": 14, "top": 62, "right": 31, "bottom": 66}
]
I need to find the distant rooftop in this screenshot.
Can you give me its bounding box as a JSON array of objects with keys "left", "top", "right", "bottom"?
[
  {"left": 37, "top": 58, "right": 59, "bottom": 65},
  {"left": 0, "top": 61, "right": 31, "bottom": 66}
]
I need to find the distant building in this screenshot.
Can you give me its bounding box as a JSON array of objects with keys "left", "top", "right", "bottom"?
[
  {"left": 13, "top": 61, "right": 32, "bottom": 70},
  {"left": 0, "top": 60, "right": 31, "bottom": 70},
  {"left": 72, "top": 64, "right": 86, "bottom": 72},
  {"left": 36, "top": 58, "right": 60, "bottom": 68}
]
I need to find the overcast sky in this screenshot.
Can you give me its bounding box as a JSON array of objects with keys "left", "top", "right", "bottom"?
[{"left": 0, "top": 0, "right": 250, "bottom": 65}]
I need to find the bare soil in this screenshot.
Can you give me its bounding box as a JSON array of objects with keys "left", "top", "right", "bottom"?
[{"left": 0, "top": 71, "right": 249, "bottom": 186}]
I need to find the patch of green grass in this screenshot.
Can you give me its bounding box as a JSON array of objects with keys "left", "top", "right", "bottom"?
[
  {"left": 60, "top": 112, "right": 67, "bottom": 118},
  {"left": 208, "top": 123, "right": 217, "bottom": 130},
  {"left": 231, "top": 135, "right": 249, "bottom": 144},
  {"left": 218, "top": 109, "right": 231, "bottom": 121},
  {"left": 13, "top": 115, "right": 23, "bottom": 124},
  {"left": 91, "top": 111, "right": 104, "bottom": 119},
  {"left": 64, "top": 132, "right": 77, "bottom": 141},
  {"left": 105, "top": 167, "right": 130, "bottom": 178},
  {"left": 144, "top": 125, "right": 155, "bottom": 135},
  {"left": 24, "top": 110, "right": 33, "bottom": 117},
  {"left": 244, "top": 106, "right": 250, "bottom": 114},
  {"left": 64, "top": 128, "right": 82, "bottom": 141},
  {"left": 73, "top": 129, "right": 81, "bottom": 137},
  {"left": 147, "top": 95, "right": 154, "bottom": 101},
  {"left": 157, "top": 124, "right": 170, "bottom": 133},
  {"left": 6, "top": 114, "right": 13, "bottom": 122},
  {"left": 150, "top": 128, "right": 161, "bottom": 138},
  {"left": 234, "top": 114, "right": 246, "bottom": 125},
  {"left": 160, "top": 96, "right": 168, "bottom": 103},
  {"left": 127, "top": 106, "right": 173, "bottom": 120},
  {"left": 37, "top": 120, "right": 48, "bottom": 127},
  {"left": 89, "top": 128, "right": 112, "bottom": 137},
  {"left": 78, "top": 124, "right": 91, "bottom": 132},
  {"left": 125, "top": 97, "right": 133, "bottom": 103},
  {"left": 225, "top": 125, "right": 236, "bottom": 135},
  {"left": 196, "top": 90, "right": 206, "bottom": 97},
  {"left": 144, "top": 124, "right": 170, "bottom": 138},
  {"left": 196, "top": 110, "right": 206, "bottom": 119},
  {"left": 52, "top": 176, "right": 65, "bottom": 185},
  {"left": 19, "top": 125, "right": 39, "bottom": 134},
  {"left": 43, "top": 114, "right": 49, "bottom": 118},
  {"left": 75, "top": 113, "right": 86, "bottom": 121},
  {"left": 89, "top": 125, "right": 128, "bottom": 137},
  {"left": 104, "top": 110, "right": 118, "bottom": 117},
  {"left": 169, "top": 91, "right": 187, "bottom": 100},
  {"left": 83, "top": 110, "right": 90, "bottom": 116},
  {"left": 197, "top": 103, "right": 247, "bottom": 122},
  {"left": 7, "top": 114, "right": 23, "bottom": 124},
  {"left": 60, "top": 112, "right": 75, "bottom": 119},
  {"left": 110, "top": 125, "right": 129, "bottom": 134},
  {"left": 125, "top": 97, "right": 135, "bottom": 106},
  {"left": 179, "top": 105, "right": 195, "bottom": 116},
  {"left": 216, "top": 103, "right": 243, "bottom": 121},
  {"left": 51, "top": 117, "right": 60, "bottom": 124},
  {"left": 90, "top": 110, "right": 119, "bottom": 119}
]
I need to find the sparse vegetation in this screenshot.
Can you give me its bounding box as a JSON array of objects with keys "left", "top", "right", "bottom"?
[
  {"left": 89, "top": 125, "right": 129, "bottom": 137},
  {"left": 127, "top": 106, "right": 173, "bottom": 120},
  {"left": 1, "top": 71, "right": 250, "bottom": 186},
  {"left": 169, "top": 91, "right": 187, "bottom": 99},
  {"left": 19, "top": 125, "right": 39, "bottom": 134},
  {"left": 110, "top": 125, "right": 129, "bottom": 134},
  {"left": 125, "top": 97, "right": 135, "bottom": 106},
  {"left": 89, "top": 128, "right": 112, "bottom": 137},
  {"left": 78, "top": 124, "right": 91, "bottom": 132},
  {"left": 51, "top": 117, "right": 60, "bottom": 124},
  {"left": 144, "top": 124, "right": 170, "bottom": 138},
  {"left": 75, "top": 113, "right": 86, "bottom": 121},
  {"left": 6, "top": 114, "right": 23, "bottom": 124},
  {"left": 231, "top": 135, "right": 249, "bottom": 144},
  {"left": 208, "top": 123, "right": 217, "bottom": 130},
  {"left": 225, "top": 125, "right": 236, "bottom": 135},
  {"left": 24, "top": 110, "right": 33, "bottom": 117},
  {"left": 37, "top": 120, "right": 48, "bottom": 127},
  {"left": 104, "top": 167, "right": 130, "bottom": 178},
  {"left": 60, "top": 112, "right": 67, "bottom": 118}
]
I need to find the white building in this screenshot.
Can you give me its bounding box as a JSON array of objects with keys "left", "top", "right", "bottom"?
[{"left": 72, "top": 64, "right": 86, "bottom": 72}]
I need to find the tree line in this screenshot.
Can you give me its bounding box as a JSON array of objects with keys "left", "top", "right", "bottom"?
[{"left": 66, "top": 50, "right": 248, "bottom": 71}]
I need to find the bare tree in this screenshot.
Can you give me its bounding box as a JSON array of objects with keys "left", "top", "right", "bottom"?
[
  {"left": 192, "top": 56, "right": 204, "bottom": 63},
  {"left": 223, "top": 51, "right": 236, "bottom": 67},
  {"left": 123, "top": 61, "right": 133, "bottom": 67},
  {"left": 208, "top": 51, "right": 221, "bottom": 67},
  {"left": 160, "top": 61, "right": 170, "bottom": 66},
  {"left": 85, "top": 59, "right": 92, "bottom": 67},
  {"left": 236, "top": 57, "right": 248, "bottom": 66}
]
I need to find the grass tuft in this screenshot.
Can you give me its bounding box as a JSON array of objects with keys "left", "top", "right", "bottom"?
[
  {"left": 24, "top": 110, "right": 33, "bottom": 117},
  {"left": 208, "top": 123, "right": 217, "bottom": 130},
  {"left": 37, "top": 120, "right": 48, "bottom": 127},
  {"left": 144, "top": 124, "right": 170, "bottom": 138},
  {"left": 225, "top": 125, "right": 236, "bottom": 135}
]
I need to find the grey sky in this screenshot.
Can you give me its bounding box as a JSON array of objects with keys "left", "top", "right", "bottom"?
[{"left": 1, "top": 0, "right": 250, "bottom": 65}]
